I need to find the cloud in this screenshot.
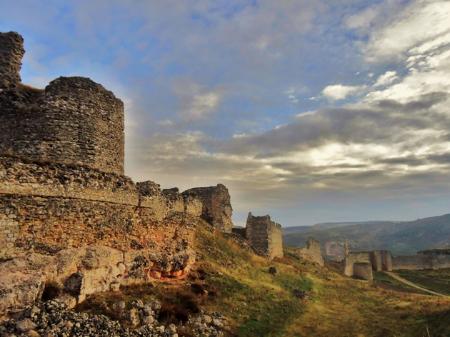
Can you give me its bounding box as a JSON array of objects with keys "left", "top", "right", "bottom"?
[
  {"left": 186, "top": 91, "right": 222, "bottom": 120},
  {"left": 364, "top": 0, "right": 450, "bottom": 62},
  {"left": 344, "top": 5, "right": 380, "bottom": 31},
  {"left": 374, "top": 70, "right": 398, "bottom": 87},
  {"left": 4, "top": 0, "right": 450, "bottom": 225},
  {"left": 322, "top": 84, "right": 365, "bottom": 100},
  {"left": 172, "top": 80, "right": 223, "bottom": 121}
]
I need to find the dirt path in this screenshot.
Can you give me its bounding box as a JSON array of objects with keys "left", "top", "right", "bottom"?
[{"left": 384, "top": 271, "right": 447, "bottom": 297}]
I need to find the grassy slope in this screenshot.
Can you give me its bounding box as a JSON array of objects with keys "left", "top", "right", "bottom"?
[
  {"left": 195, "top": 225, "right": 450, "bottom": 337},
  {"left": 79, "top": 223, "right": 450, "bottom": 337}
]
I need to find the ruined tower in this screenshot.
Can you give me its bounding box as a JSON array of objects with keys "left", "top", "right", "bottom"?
[
  {"left": 0, "top": 32, "right": 24, "bottom": 90},
  {"left": 246, "top": 212, "right": 283, "bottom": 259},
  {"left": 0, "top": 32, "right": 124, "bottom": 175}
]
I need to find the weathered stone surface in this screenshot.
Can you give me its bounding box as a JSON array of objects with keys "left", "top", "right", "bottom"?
[
  {"left": 297, "top": 238, "right": 324, "bottom": 266},
  {"left": 182, "top": 184, "right": 233, "bottom": 232},
  {"left": 352, "top": 262, "right": 373, "bottom": 281},
  {"left": 246, "top": 212, "right": 283, "bottom": 259},
  {"left": 0, "top": 75, "right": 124, "bottom": 175},
  {"left": 0, "top": 244, "right": 196, "bottom": 320},
  {"left": 0, "top": 32, "right": 24, "bottom": 90}
]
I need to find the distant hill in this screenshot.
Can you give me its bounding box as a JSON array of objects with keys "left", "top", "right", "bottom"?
[{"left": 283, "top": 214, "right": 450, "bottom": 255}]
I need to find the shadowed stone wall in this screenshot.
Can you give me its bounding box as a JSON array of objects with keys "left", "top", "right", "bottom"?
[
  {"left": 0, "top": 32, "right": 24, "bottom": 90},
  {"left": 246, "top": 212, "right": 283, "bottom": 260}
]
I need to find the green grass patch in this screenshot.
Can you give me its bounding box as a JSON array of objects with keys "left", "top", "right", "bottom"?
[
  {"left": 373, "top": 272, "right": 428, "bottom": 295},
  {"left": 396, "top": 269, "right": 450, "bottom": 295}
]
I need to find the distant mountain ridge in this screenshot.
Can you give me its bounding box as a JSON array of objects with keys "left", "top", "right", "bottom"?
[{"left": 283, "top": 214, "right": 450, "bottom": 255}]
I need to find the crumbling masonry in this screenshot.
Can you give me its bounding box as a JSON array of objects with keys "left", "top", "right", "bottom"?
[{"left": 245, "top": 212, "right": 283, "bottom": 260}]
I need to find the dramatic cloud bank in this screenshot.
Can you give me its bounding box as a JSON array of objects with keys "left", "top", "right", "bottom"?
[{"left": 2, "top": 0, "right": 450, "bottom": 225}]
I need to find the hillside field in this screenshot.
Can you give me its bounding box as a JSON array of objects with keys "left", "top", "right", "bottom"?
[{"left": 79, "top": 224, "right": 450, "bottom": 337}]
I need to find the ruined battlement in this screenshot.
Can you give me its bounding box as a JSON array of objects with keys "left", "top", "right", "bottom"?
[
  {"left": 297, "top": 238, "right": 324, "bottom": 266},
  {"left": 182, "top": 184, "right": 233, "bottom": 232},
  {"left": 245, "top": 212, "right": 283, "bottom": 259},
  {"left": 0, "top": 32, "right": 24, "bottom": 90}
]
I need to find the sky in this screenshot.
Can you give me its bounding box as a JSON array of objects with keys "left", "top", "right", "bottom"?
[{"left": 1, "top": 0, "right": 450, "bottom": 226}]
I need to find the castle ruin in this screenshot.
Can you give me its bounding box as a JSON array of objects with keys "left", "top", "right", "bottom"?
[
  {"left": 343, "top": 247, "right": 450, "bottom": 280},
  {"left": 0, "top": 31, "right": 234, "bottom": 317}
]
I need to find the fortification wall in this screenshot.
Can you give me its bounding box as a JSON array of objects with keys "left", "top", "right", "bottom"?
[
  {"left": 0, "top": 31, "right": 216, "bottom": 318},
  {"left": 392, "top": 254, "right": 450, "bottom": 270},
  {"left": 246, "top": 212, "right": 283, "bottom": 259},
  {"left": 0, "top": 193, "right": 196, "bottom": 269},
  {"left": 0, "top": 156, "right": 203, "bottom": 259},
  {"left": 182, "top": 184, "right": 233, "bottom": 232}
]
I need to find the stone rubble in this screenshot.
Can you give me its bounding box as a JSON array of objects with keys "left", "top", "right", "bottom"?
[{"left": 0, "top": 300, "right": 227, "bottom": 337}]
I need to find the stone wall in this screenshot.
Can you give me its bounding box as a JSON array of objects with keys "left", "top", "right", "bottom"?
[
  {"left": 182, "top": 184, "right": 233, "bottom": 232},
  {"left": 0, "top": 155, "right": 206, "bottom": 258},
  {"left": 245, "top": 212, "right": 283, "bottom": 260},
  {"left": 0, "top": 32, "right": 24, "bottom": 89},
  {"left": 392, "top": 252, "right": 450, "bottom": 270},
  {"left": 297, "top": 238, "right": 324, "bottom": 266},
  {"left": 0, "top": 156, "right": 137, "bottom": 206}
]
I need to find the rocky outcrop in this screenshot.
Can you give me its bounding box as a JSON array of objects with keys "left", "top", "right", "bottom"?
[
  {"left": 182, "top": 184, "right": 233, "bottom": 232},
  {"left": 0, "top": 244, "right": 195, "bottom": 320}
]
